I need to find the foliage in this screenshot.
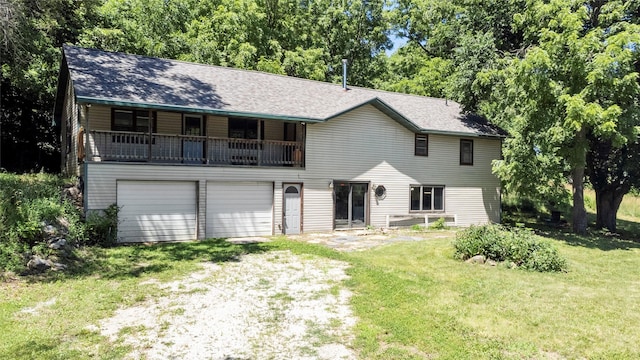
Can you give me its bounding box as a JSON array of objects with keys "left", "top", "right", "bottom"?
[
  {"left": 481, "top": 0, "right": 640, "bottom": 234},
  {"left": 1, "top": 0, "right": 99, "bottom": 172},
  {"left": 428, "top": 217, "right": 448, "bottom": 230},
  {"left": 83, "top": 204, "right": 119, "bottom": 247},
  {"left": 79, "top": 0, "right": 391, "bottom": 87},
  {"left": 385, "top": 0, "right": 526, "bottom": 109},
  {"left": 453, "top": 224, "right": 567, "bottom": 272},
  {"left": 0, "top": 173, "right": 84, "bottom": 272}
]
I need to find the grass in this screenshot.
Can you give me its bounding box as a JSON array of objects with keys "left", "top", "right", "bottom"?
[
  {"left": 2, "top": 220, "right": 640, "bottom": 358},
  {"left": 0, "top": 239, "right": 270, "bottom": 359},
  {"left": 346, "top": 235, "right": 640, "bottom": 359}
]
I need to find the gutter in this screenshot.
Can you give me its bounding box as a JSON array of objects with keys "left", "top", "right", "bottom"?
[
  {"left": 76, "top": 96, "right": 506, "bottom": 138},
  {"left": 75, "top": 96, "right": 326, "bottom": 124}
]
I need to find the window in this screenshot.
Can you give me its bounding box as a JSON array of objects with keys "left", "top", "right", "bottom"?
[
  {"left": 410, "top": 185, "right": 444, "bottom": 211},
  {"left": 415, "top": 134, "right": 428, "bottom": 156},
  {"left": 111, "top": 109, "right": 157, "bottom": 133},
  {"left": 460, "top": 139, "right": 473, "bottom": 165},
  {"left": 228, "top": 118, "right": 264, "bottom": 140}
]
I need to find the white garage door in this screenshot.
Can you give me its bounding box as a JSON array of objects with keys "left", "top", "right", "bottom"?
[
  {"left": 117, "top": 181, "right": 197, "bottom": 242},
  {"left": 206, "top": 182, "right": 273, "bottom": 238}
]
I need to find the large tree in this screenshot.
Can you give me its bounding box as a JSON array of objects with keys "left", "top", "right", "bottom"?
[
  {"left": 79, "top": 0, "right": 391, "bottom": 86},
  {"left": 484, "top": 0, "right": 640, "bottom": 234},
  {"left": 1, "top": 0, "right": 99, "bottom": 172}
]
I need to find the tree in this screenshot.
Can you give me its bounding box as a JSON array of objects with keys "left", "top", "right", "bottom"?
[
  {"left": 79, "top": 0, "right": 391, "bottom": 86},
  {"left": 1, "top": 0, "right": 99, "bottom": 172},
  {"left": 388, "top": 0, "right": 526, "bottom": 110},
  {"left": 587, "top": 136, "right": 640, "bottom": 232},
  {"left": 484, "top": 0, "right": 640, "bottom": 234}
]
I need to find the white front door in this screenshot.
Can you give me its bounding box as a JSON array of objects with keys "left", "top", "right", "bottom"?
[{"left": 283, "top": 184, "right": 301, "bottom": 235}]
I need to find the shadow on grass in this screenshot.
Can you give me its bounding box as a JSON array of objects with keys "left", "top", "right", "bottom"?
[
  {"left": 26, "top": 238, "right": 271, "bottom": 283},
  {"left": 504, "top": 211, "right": 640, "bottom": 251}
]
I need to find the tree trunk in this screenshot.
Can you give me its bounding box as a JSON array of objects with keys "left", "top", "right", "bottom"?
[
  {"left": 572, "top": 128, "right": 588, "bottom": 234},
  {"left": 595, "top": 188, "right": 625, "bottom": 232},
  {"left": 572, "top": 165, "right": 588, "bottom": 234}
]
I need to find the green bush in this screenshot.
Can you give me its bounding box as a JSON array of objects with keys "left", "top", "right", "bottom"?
[
  {"left": 429, "top": 217, "right": 449, "bottom": 230},
  {"left": 83, "top": 204, "right": 119, "bottom": 246},
  {"left": 453, "top": 224, "right": 567, "bottom": 272},
  {"left": 0, "top": 173, "right": 87, "bottom": 272}
]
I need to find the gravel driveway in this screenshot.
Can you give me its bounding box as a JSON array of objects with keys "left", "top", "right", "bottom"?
[{"left": 96, "top": 250, "right": 357, "bottom": 360}]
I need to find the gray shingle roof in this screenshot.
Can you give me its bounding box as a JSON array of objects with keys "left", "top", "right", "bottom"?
[{"left": 61, "top": 45, "right": 504, "bottom": 137}]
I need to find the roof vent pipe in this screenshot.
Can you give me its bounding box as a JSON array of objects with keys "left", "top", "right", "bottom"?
[{"left": 342, "top": 59, "right": 348, "bottom": 90}]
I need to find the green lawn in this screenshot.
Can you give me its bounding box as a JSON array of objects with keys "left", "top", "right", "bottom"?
[{"left": 2, "top": 228, "right": 640, "bottom": 359}]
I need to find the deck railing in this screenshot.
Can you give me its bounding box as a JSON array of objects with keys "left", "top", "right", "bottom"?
[{"left": 89, "top": 130, "right": 304, "bottom": 167}]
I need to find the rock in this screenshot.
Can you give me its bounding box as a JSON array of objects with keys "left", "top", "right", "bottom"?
[
  {"left": 56, "top": 217, "right": 71, "bottom": 231},
  {"left": 52, "top": 263, "right": 68, "bottom": 271},
  {"left": 487, "top": 259, "right": 497, "bottom": 266},
  {"left": 465, "top": 255, "right": 486, "bottom": 264},
  {"left": 27, "top": 256, "right": 53, "bottom": 272},
  {"left": 48, "top": 238, "right": 67, "bottom": 250},
  {"left": 43, "top": 224, "right": 57, "bottom": 236}
]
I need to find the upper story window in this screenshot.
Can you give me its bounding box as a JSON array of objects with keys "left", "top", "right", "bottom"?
[
  {"left": 111, "top": 109, "right": 157, "bottom": 133},
  {"left": 410, "top": 185, "right": 444, "bottom": 211},
  {"left": 460, "top": 139, "right": 473, "bottom": 165},
  {"left": 415, "top": 134, "right": 428, "bottom": 156},
  {"left": 228, "top": 118, "right": 265, "bottom": 140}
]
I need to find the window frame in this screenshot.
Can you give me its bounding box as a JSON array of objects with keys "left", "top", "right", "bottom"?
[
  {"left": 460, "top": 139, "right": 474, "bottom": 165},
  {"left": 228, "top": 117, "right": 265, "bottom": 140},
  {"left": 410, "top": 185, "right": 445, "bottom": 212},
  {"left": 415, "top": 134, "right": 428, "bottom": 156},
  {"left": 110, "top": 108, "right": 157, "bottom": 133}
]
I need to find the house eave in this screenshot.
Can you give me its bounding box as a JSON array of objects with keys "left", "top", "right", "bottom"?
[
  {"left": 75, "top": 96, "right": 325, "bottom": 123},
  {"left": 419, "top": 129, "right": 506, "bottom": 139}
]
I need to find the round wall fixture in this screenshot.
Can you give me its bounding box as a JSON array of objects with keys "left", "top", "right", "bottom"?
[{"left": 374, "top": 185, "right": 387, "bottom": 200}]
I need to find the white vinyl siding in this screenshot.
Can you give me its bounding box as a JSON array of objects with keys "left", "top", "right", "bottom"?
[
  {"left": 304, "top": 105, "right": 501, "bottom": 227},
  {"left": 206, "top": 182, "right": 273, "bottom": 238},
  {"left": 84, "top": 104, "right": 501, "bottom": 235},
  {"left": 117, "top": 181, "right": 197, "bottom": 242}
]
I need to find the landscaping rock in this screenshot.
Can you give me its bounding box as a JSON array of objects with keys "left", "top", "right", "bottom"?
[
  {"left": 466, "top": 255, "right": 486, "bottom": 264},
  {"left": 48, "top": 238, "right": 67, "bottom": 250},
  {"left": 52, "top": 263, "right": 68, "bottom": 271},
  {"left": 487, "top": 259, "right": 497, "bottom": 266},
  {"left": 43, "top": 223, "right": 58, "bottom": 236},
  {"left": 27, "top": 256, "right": 53, "bottom": 272}
]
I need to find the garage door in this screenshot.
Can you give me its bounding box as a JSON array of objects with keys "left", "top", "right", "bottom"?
[
  {"left": 206, "top": 182, "right": 273, "bottom": 238},
  {"left": 117, "top": 181, "right": 197, "bottom": 242}
]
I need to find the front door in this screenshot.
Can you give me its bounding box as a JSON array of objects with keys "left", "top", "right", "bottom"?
[
  {"left": 283, "top": 184, "right": 301, "bottom": 234},
  {"left": 334, "top": 182, "right": 368, "bottom": 229},
  {"left": 183, "top": 115, "right": 204, "bottom": 162}
]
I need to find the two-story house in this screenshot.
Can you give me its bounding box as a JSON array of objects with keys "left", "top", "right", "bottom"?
[{"left": 54, "top": 45, "right": 504, "bottom": 242}]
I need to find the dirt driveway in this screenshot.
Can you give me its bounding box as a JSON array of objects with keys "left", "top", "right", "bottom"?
[{"left": 95, "top": 250, "right": 356, "bottom": 360}]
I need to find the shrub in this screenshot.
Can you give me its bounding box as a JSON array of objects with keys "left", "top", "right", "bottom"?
[
  {"left": 0, "top": 173, "right": 86, "bottom": 272},
  {"left": 83, "top": 204, "right": 119, "bottom": 246},
  {"left": 429, "top": 217, "right": 449, "bottom": 230},
  {"left": 453, "top": 224, "right": 567, "bottom": 272}
]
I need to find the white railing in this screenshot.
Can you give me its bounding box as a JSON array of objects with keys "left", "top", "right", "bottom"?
[{"left": 89, "top": 130, "right": 304, "bottom": 167}]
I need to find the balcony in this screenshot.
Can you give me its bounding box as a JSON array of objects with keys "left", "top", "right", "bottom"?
[{"left": 88, "top": 130, "right": 304, "bottom": 167}]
